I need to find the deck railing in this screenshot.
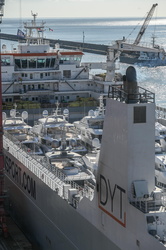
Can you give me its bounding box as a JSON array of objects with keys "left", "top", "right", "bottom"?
[
  {"left": 108, "top": 85, "right": 155, "bottom": 104},
  {"left": 3, "top": 131, "right": 95, "bottom": 204}
]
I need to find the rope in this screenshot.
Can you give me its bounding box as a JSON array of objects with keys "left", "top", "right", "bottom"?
[{"left": 126, "top": 14, "right": 147, "bottom": 40}]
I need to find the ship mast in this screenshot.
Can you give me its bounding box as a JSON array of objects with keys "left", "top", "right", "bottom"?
[{"left": 24, "top": 11, "right": 46, "bottom": 45}]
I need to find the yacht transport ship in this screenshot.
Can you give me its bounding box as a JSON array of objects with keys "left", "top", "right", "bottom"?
[{"left": 4, "top": 65, "right": 166, "bottom": 249}]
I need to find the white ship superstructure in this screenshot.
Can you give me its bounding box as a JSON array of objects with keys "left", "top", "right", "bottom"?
[
  {"left": 0, "top": 13, "right": 94, "bottom": 104},
  {"left": 1, "top": 13, "right": 123, "bottom": 105}
]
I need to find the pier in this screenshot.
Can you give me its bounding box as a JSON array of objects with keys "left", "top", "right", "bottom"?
[{"left": 0, "top": 33, "right": 108, "bottom": 55}]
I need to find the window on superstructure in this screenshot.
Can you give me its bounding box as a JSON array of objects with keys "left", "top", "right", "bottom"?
[
  {"left": 46, "top": 58, "right": 50, "bottom": 67},
  {"left": 15, "top": 59, "right": 21, "bottom": 68},
  {"left": 22, "top": 59, "right": 27, "bottom": 68},
  {"left": 37, "top": 58, "right": 45, "bottom": 68},
  {"left": 30, "top": 74, "right": 33, "bottom": 79},
  {"left": 28, "top": 59, "right": 36, "bottom": 68},
  {"left": 63, "top": 70, "right": 71, "bottom": 78},
  {"left": 40, "top": 73, "right": 43, "bottom": 79},
  {"left": 133, "top": 106, "right": 146, "bottom": 123},
  {"left": 74, "top": 57, "right": 81, "bottom": 61},
  {"left": 3, "top": 58, "right": 10, "bottom": 65},
  {"left": 50, "top": 58, "right": 55, "bottom": 67}
]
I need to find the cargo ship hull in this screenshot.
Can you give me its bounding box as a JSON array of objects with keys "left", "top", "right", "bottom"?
[{"left": 4, "top": 150, "right": 119, "bottom": 250}]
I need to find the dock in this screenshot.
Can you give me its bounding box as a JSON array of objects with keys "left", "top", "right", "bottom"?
[
  {"left": 0, "top": 33, "right": 108, "bottom": 55},
  {"left": 0, "top": 216, "right": 34, "bottom": 250}
]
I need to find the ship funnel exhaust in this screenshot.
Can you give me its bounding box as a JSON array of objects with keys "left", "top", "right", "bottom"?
[{"left": 123, "top": 66, "right": 138, "bottom": 103}]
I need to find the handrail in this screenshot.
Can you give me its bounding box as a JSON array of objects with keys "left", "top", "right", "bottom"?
[
  {"left": 108, "top": 85, "right": 155, "bottom": 104},
  {"left": 3, "top": 131, "right": 95, "bottom": 203}
]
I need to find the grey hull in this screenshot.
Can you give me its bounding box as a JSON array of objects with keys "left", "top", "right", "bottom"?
[{"left": 4, "top": 151, "right": 120, "bottom": 250}]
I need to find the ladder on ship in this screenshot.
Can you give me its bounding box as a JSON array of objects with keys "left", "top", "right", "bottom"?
[
  {"left": 3, "top": 80, "right": 15, "bottom": 94},
  {"left": 65, "top": 80, "right": 76, "bottom": 91},
  {"left": 74, "top": 67, "right": 87, "bottom": 79}
]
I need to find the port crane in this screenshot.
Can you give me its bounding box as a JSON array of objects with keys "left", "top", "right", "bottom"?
[
  {"left": 0, "top": 0, "right": 8, "bottom": 238},
  {"left": 133, "top": 3, "right": 158, "bottom": 45},
  {"left": 109, "top": 3, "right": 164, "bottom": 66}
]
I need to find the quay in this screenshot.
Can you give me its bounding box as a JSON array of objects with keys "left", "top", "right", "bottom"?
[
  {"left": 0, "top": 216, "right": 33, "bottom": 250},
  {"left": 0, "top": 33, "right": 108, "bottom": 55}
]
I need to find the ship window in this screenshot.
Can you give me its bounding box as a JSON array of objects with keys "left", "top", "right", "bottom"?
[
  {"left": 21, "top": 59, "right": 27, "bottom": 68},
  {"left": 74, "top": 56, "right": 81, "bottom": 61},
  {"left": 133, "top": 106, "right": 146, "bottom": 123},
  {"left": 2, "top": 58, "right": 10, "bottom": 65},
  {"left": 40, "top": 73, "right": 43, "bottom": 79},
  {"left": 63, "top": 70, "right": 71, "bottom": 78},
  {"left": 28, "top": 58, "right": 36, "bottom": 68},
  {"left": 50, "top": 58, "right": 55, "bottom": 67},
  {"left": 15, "top": 59, "right": 21, "bottom": 68},
  {"left": 46, "top": 58, "right": 50, "bottom": 67},
  {"left": 37, "top": 58, "right": 45, "bottom": 68}
]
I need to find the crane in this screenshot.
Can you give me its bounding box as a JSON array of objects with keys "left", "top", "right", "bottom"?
[{"left": 133, "top": 3, "right": 158, "bottom": 45}]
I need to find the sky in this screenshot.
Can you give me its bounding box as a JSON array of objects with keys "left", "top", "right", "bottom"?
[{"left": 3, "top": 0, "right": 166, "bottom": 19}]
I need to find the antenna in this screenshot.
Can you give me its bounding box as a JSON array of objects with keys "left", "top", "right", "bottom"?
[{"left": 31, "top": 11, "right": 38, "bottom": 23}]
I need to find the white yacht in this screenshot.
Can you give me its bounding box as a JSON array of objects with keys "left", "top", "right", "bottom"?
[
  {"left": 3, "top": 105, "right": 31, "bottom": 141},
  {"left": 73, "top": 96, "right": 105, "bottom": 148},
  {"left": 32, "top": 104, "right": 87, "bottom": 155}
]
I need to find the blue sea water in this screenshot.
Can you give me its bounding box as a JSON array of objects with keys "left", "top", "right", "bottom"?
[{"left": 1, "top": 16, "right": 166, "bottom": 106}]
